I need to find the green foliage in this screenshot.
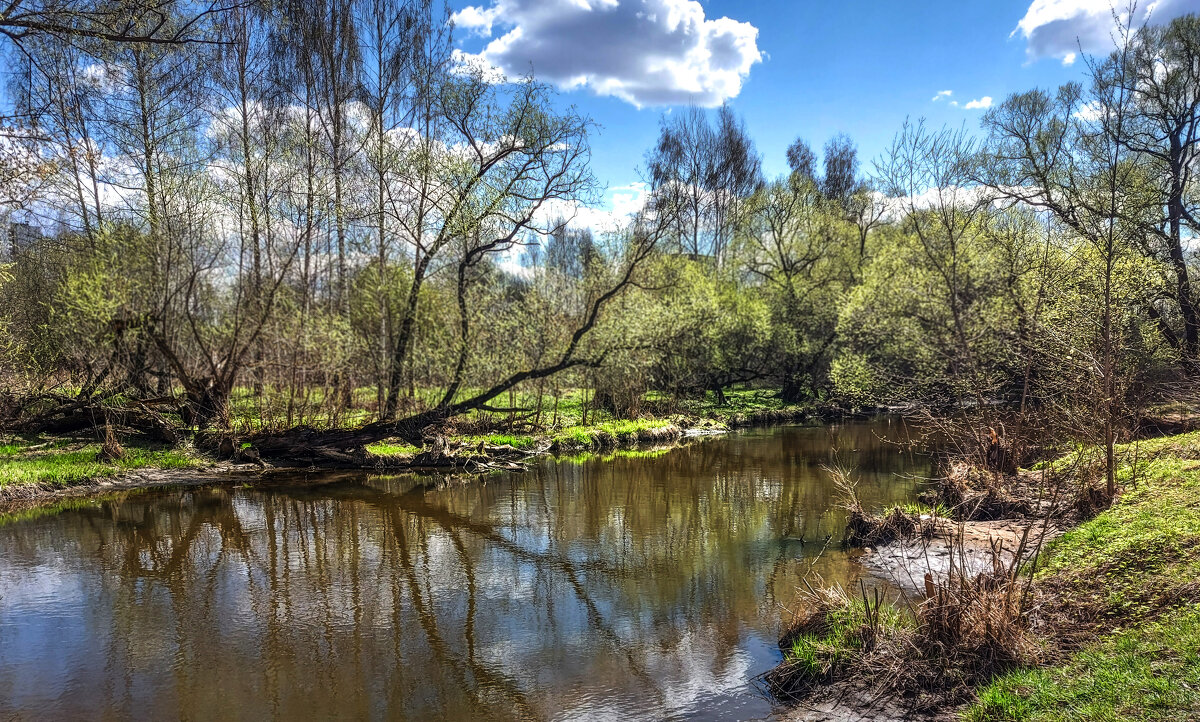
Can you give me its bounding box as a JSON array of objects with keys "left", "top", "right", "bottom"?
[
  {"left": 832, "top": 216, "right": 1023, "bottom": 404},
  {"left": 365, "top": 440, "right": 422, "bottom": 456},
  {"left": 829, "top": 352, "right": 881, "bottom": 403}
]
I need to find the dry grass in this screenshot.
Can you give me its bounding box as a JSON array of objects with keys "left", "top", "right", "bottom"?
[
  {"left": 828, "top": 463, "right": 933, "bottom": 546},
  {"left": 767, "top": 530, "right": 1043, "bottom": 712},
  {"left": 918, "top": 461, "right": 1036, "bottom": 522}
]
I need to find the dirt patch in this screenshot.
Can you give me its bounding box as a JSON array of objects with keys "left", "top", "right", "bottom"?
[
  {"left": 862, "top": 518, "right": 1062, "bottom": 595},
  {"left": 779, "top": 681, "right": 951, "bottom": 722}
]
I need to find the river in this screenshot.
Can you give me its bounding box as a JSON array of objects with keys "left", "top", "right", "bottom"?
[{"left": 0, "top": 419, "right": 929, "bottom": 720}]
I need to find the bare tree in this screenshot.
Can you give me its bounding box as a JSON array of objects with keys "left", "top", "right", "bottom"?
[
  {"left": 645, "top": 104, "right": 761, "bottom": 265},
  {"left": 0, "top": 0, "right": 239, "bottom": 47}
]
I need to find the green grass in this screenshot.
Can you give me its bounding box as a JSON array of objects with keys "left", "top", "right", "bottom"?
[
  {"left": 1032, "top": 433, "right": 1200, "bottom": 626},
  {"left": 0, "top": 438, "right": 204, "bottom": 489},
  {"left": 965, "top": 606, "right": 1200, "bottom": 721},
  {"left": 463, "top": 434, "right": 537, "bottom": 450},
  {"left": 903, "top": 501, "right": 951, "bottom": 518},
  {"left": 549, "top": 418, "right": 676, "bottom": 449},
  {"left": 365, "top": 440, "right": 423, "bottom": 457},
  {"left": 551, "top": 427, "right": 597, "bottom": 448},
  {"left": 965, "top": 430, "right": 1200, "bottom": 721},
  {"left": 779, "top": 592, "right": 907, "bottom": 686}
]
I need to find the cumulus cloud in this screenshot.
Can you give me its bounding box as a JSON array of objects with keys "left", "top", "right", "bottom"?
[
  {"left": 932, "top": 89, "right": 953, "bottom": 102},
  {"left": 1013, "top": 0, "right": 1200, "bottom": 63},
  {"left": 533, "top": 182, "right": 648, "bottom": 235},
  {"left": 449, "top": 0, "right": 762, "bottom": 108},
  {"left": 964, "top": 96, "right": 993, "bottom": 110}
]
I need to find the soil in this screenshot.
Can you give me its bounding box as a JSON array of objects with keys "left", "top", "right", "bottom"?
[
  {"left": 781, "top": 685, "right": 952, "bottom": 722},
  {"left": 861, "top": 517, "right": 1064, "bottom": 594}
]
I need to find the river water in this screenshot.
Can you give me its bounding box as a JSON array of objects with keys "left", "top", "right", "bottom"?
[{"left": 0, "top": 420, "right": 928, "bottom": 721}]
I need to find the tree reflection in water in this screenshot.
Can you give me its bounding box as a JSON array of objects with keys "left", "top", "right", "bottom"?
[{"left": 0, "top": 420, "right": 927, "bottom": 721}]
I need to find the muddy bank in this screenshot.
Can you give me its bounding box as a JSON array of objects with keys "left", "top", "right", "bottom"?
[{"left": 861, "top": 517, "right": 1063, "bottom": 594}]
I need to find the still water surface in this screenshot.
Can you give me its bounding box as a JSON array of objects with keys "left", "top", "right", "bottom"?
[{"left": 0, "top": 420, "right": 928, "bottom": 721}]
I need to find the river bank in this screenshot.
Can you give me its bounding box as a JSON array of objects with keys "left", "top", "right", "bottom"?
[
  {"left": 0, "top": 390, "right": 814, "bottom": 505},
  {"left": 771, "top": 429, "right": 1200, "bottom": 721}
]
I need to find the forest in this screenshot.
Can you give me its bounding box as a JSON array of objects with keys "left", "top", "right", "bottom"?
[
  {"left": 4, "top": 2, "right": 1195, "bottom": 455},
  {"left": 3, "top": 1, "right": 1198, "bottom": 483}
]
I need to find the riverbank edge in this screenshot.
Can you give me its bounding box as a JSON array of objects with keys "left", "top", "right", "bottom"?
[
  {"left": 773, "top": 429, "right": 1200, "bottom": 721},
  {"left": 0, "top": 405, "right": 816, "bottom": 508}
]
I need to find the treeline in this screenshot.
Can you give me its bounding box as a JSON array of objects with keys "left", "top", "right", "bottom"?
[{"left": 1, "top": 3, "right": 1198, "bottom": 472}]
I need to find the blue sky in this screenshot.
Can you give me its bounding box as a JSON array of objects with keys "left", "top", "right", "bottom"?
[{"left": 449, "top": 0, "right": 1200, "bottom": 211}]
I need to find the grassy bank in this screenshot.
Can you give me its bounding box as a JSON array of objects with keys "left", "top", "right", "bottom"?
[
  {"left": 363, "top": 417, "right": 683, "bottom": 465},
  {"left": 771, "top": 430, "right": 1200, "bottom": 719},
  {"left": 219, "top": 383, "right": 810, "bottom": 435},
  {"left": 359, "top": 386, "right": 811, "bottom": 464},
  {"left": 0, "top": 436, "right": 207, "bottom": 491},
  {"left": 965, "top": 431, "right": 1200, "bottom": 721},
  {"left": 2, "top": 385, "right": 809, "bottom": 496}
]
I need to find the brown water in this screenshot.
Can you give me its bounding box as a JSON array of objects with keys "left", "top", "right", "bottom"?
[{"left": 0, "top": 420, "right": 928, "bottom": 721}]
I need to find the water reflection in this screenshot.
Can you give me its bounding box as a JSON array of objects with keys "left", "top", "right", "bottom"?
[{"left": 0, "top": 420, "right": 928, "bottom": 721}]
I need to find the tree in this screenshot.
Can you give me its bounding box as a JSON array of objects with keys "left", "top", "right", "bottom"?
[
  {"left": 1109, "top": 14, "right": 1200, "bottom": 361},
  {"left": 645, "top": 104, "right": 761, "bottom": 265},
  {"left": 785, "top": 136, "right": 816, "bottom": 182},
  {"left": 0, "top": 0, "right": 236, "bottom": 48},
  {"left": 982, "top": 14, "right": 1144, "bottom": 495},
  {"left": 821, "top": 133, "right": 860, "bottom": 202},
  {"left": 738, "top": 172, "right": 853, "bottom": 401}
]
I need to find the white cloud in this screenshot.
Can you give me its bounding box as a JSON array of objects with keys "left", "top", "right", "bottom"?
[
  {"left": 534, "top": 182, "right": 648, "bottom": 234},
  {"left": 932, "top": 89, "right": 953, "bottom": 102},
  {"left": 450, "top": 48, "right": 508, "bottom": 83},
  {"left": 964, "top": 96, "right": 993, "bottom": 110},
  {"left": 1061, "top": 51, "right": 1077, "bottom": 66},
  {"left": 1013, "top": 0, "right": 1200, "bottom": 63},
  {"left": 450, "top": 0, "right": 762, "bottom": 108},
  {"left": 451, "top": 4, "right": 503, "bottom": 36}
]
